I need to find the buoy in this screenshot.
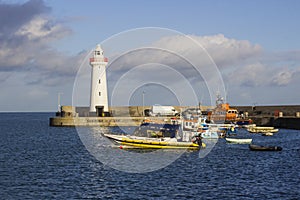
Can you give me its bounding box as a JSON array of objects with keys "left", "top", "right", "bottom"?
[{"left": 119, "top": 146, "right": 123, "bottom": 149}]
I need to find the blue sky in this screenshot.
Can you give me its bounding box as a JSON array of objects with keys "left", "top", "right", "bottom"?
[
  {"left": 46, "top": 0, "right": 300, "bottom": 52},
  {"left": 0, "top": 0, "right": 300, "bottom": 111}
]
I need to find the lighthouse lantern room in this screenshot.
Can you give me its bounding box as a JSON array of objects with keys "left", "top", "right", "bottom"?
[{"left": 89, "top": 45, "right": 109, "bottom": 113}]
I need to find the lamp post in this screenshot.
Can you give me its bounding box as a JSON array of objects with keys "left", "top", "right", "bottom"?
[
  {"left": 142, "top": 91, "right": 145, "bottom": 117},
  {"left": 58, "top": 92, "right": 63, "bottom": 112}
]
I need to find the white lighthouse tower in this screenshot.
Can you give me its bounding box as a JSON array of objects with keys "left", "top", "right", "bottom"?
[{"left": 89, "top": 45, "right": 109, "bottom": 113}]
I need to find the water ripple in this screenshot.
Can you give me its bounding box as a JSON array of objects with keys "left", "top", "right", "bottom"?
[{"left": 0, "top": 113, "right": 299, "bottom": 199}]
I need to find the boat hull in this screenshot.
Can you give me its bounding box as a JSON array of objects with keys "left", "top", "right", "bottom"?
[
  {"left": 249, "top": 144, "right": 282, "bottom": 151},
  {"left": 247, "top": 126, "right": 279, "bottom": 133},
  {"left": 225, "top": 137, "right": 252, "bottom": 144},
  {"left": 104, "top": 134, "right": 203, "bottom": 150},
  {"left": 119, "top": 141, "right": 201, "bottom": 150}
]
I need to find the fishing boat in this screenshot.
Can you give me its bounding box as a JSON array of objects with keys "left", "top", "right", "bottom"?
[
  {"left": 249, "top": 144, "right": 282, "bottom": 151},
  {"left": 225, "top": 137, "right": 252, "bottom": 144},
  {"left": 104, "top": 133, "right": 205, "bottom": 150}
]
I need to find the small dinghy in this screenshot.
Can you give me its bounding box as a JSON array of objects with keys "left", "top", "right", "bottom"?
[
  {"left": 249, "top": 144, "right": 282, "bottom": 151},
  {"left": 225, "top": 137, "right": 252, "bottom": 144}
]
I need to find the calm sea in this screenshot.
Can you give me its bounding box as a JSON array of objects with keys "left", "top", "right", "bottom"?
[{"left": 0, "top": 113, "right": 299, "bottom": 199}]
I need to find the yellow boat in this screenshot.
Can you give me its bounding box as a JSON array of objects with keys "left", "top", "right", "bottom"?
[{"left": 104, "top": 134, "right": 205, "bottom": 150}]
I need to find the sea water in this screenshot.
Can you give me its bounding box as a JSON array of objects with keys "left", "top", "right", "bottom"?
[{"left": 0, "top": 113, "right": 299, "bottom": 199}]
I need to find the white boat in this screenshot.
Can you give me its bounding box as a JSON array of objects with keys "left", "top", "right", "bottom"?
[
  {"left": 225, "top": 137, "right": 252, "bottom": 144},
  {"left": 181, "top": 109, "right": 236, "bottom": 139},
  {"left": 247, "top": 126, "right": 279, "bottom": 133},
  {"left": 200, "top": 129, "right": 219, "bottom": 139}
]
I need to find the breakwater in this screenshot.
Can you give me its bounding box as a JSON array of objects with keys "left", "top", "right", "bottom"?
[
  {"left": 235, "top": 105, "right": 300, "bottom": 130},
  {"left": 49, "top": 105, "right": 300, "bottom": 129},
  {"left": 49, "top": 105, "right": 209, "bottom": 127},
  {"left": 49, "top": 116, "right": 174, "bottom": 127}
]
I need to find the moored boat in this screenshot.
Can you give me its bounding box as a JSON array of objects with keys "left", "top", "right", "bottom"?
[
  {"left": 249, "top": 144, "right": 282, "bottom": 151},
  {"left": 225, "top": 137, "right": 252, "bottom": 144},
  {"left": 200, "top": 129, "right": 219, "bottom": 139},
  {"left": 104, "top": 133, "right": 205, "bottom": 150},
  {"left": 247, "top": 126, "right": 279, "bottom": 133},
  {"left": 181, "top": 107, "right": 237, "bottom": 139},
  {"left": 236, "top": 119, "right": 252, "bottom": 126}
]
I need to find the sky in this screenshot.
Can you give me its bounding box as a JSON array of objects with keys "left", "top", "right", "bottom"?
[{"left": 0, "top": 0, "right": 300, "bottom": 111}]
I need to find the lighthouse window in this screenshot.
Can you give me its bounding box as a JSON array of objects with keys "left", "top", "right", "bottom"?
[
  {"left": 99, "top": 79, "right": 101, "bottom": 84},
  {"left": 99, "top": 92, "right": 101, "bottom": 96}
]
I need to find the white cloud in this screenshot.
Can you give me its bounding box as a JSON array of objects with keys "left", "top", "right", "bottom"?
[
  {"left": 0, "top": 0, "right": 81, "bottom": 87},
  {"left": 227, "top": 63, "right": 267, "bottom": 87},
  {"left": 100, "top": 34, "right": 263, "bottom": 106},
  {"left": 106, "top": 34, "right": 262, "bottom": 72},
  {"left": 1, "top": 1, "right": 300, "bottom": 110},
  {"left": 271, "top": 70, "right": 293, "bottom": 86},
  {"left": 151, "top": 34, "right": 262, "bottom": 68},
  {"left": 15, "top": 16, "right": 66, "bottom": 41}
]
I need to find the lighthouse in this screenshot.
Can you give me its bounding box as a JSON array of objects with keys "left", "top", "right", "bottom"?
[{"left": 89, "top": 45, "right": 109, "bottom": 113}]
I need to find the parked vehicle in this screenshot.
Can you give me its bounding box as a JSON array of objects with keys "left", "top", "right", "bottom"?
[{"left": 148, "top": 105, "right": 179, "bottom": 117}]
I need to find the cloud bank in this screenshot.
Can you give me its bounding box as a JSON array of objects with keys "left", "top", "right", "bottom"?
[
  {"left": 101, "top": 33, "right": 300, "bottom": 106},
  {"left": 105, "top": 33, "right": 264, "bottom": 94},
  {"left": 0, "top": 0, "right": 83, "bottom": 86}
]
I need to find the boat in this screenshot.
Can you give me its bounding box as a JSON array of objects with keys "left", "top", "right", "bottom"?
[
  {"left": 104, "top": 133, "right": 205, "bottom": 150},
  {"left": 247, "top": 126, "right": 279, "bottom": 133},
  {"left": 104, "top": 111, "right": 207, "bottom": 150},
  {"left": 235, "top": 119, "right": 252, "bottom": 126},
  {"left": 208, "top": 94, "right": 227, "bottom": 123},
  {"left": 225, "top": 137, "right": 252, "bottom": 144},
  {"left": 200, "top": 128, "right": 219, "bottom": 139},
  {"left": 208, "top": 94, "right": 251, "bottom": 124},
  {"left": 181, "top": 107, "right": 236, "bottom": 139},
  {"left": 249, "top": 144, "right": 282, "bottom": 151}
]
